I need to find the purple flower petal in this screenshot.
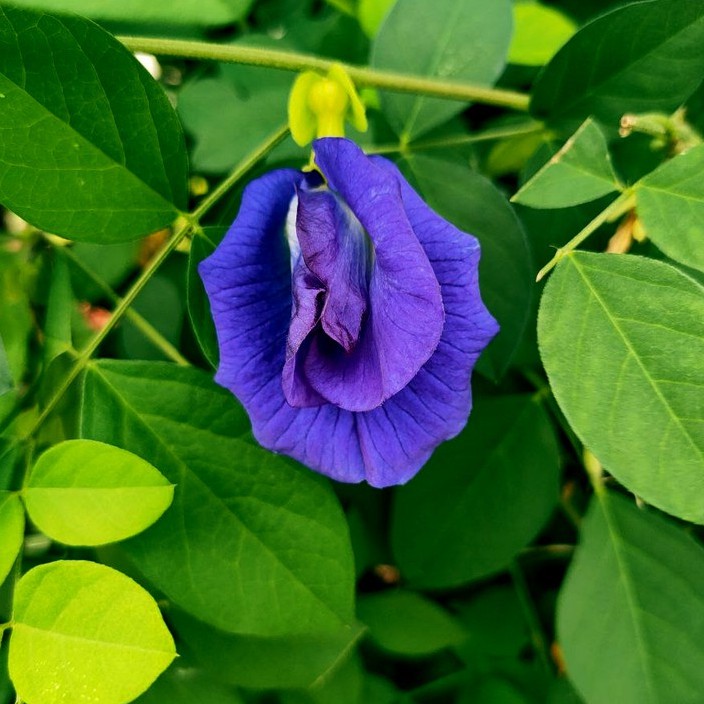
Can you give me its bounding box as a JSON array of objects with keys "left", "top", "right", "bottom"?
[{"left": 199, "top": 139, "right": 498, "bottom": 488}]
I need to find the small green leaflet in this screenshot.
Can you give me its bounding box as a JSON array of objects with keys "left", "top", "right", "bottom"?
[
  {"left": 539, "top": 252, "right": 704, "bottom": 522},
  {"left": 559, "top": 491, "right": 704, "bottom": 703},
  {"left": 513, "top": 119, "right": 622, "bottom": 208},
  {"left": 0, "top": 492, "right": 24, "bottom": 584},
  {"left": 9, "top": 560, "right": 176, "bottom": 704},
  {"left": 635, "top": 143, "right": 704, "bottom": 272},
  {"left": 23, "top": 439, "right": 174, "bottom": 546}
]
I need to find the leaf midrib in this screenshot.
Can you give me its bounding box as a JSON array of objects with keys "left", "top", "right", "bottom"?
[
  {"left": 85, "top": 366, "right": 344, "bottom": 630},
  {"left": 569, "top": 255, "right": 703, "bottom": 464}
]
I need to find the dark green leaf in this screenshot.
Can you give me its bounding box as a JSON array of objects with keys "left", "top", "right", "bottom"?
[
  {"left": 392, "top": 395, "right": 560, "bottom": 589},
  {"left": 135, "top": 663, "right": 244, "bottom": 704},
  {"left": 401, "top": 155, "right": 533, "bottom": 379},
  {"left": 0, "top": 337, "right": 12, "bottom": 398},
  {"left": 358, "top": 590, "right": 466, "bottom": 656},
  {"left": 538, "top": 252, "right": 704, "bottom": 522},
  {"left": 6, "top": 0, "right": 253, "bottom": 27},
  {"left": 635, "top": 143, "right": 704, "bottom": 272},
  {"left": 187, "top": 229, "right": 221, "bottom": 367},
  {"left": 178, "top": 58, "right": 291, "bottom": 174},
  {"left": 531, "top": 0, "right": 704, "bottom": 126},
  {"left": 44, "top": 251, "right": 73, "bottom": 364},
  {"left": 558, "top": 491, "right": 704, "bottom": 704},
  {"left": 0, "top": 5, "right": 187, "bottom": 242},
  {"left": 173, "top": 610, "right": 364, "bottom": 689},
  {"left": 80, "top": 361, "right": 355, "bottom": 636},
  {"left": 513, "top": 119, "right": 621, "bottom": 208},
  {"left": 371, "top": 0, "right": 513, "bottom": 140}
]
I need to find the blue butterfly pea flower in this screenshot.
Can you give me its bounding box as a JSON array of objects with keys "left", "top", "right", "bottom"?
[{"left": 199, "top": 137, "right": 498, "bottom": 487}]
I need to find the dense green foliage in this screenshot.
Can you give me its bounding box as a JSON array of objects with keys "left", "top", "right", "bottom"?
[{"left": 0, "top": 0, "right": 703, "bottom": 702}]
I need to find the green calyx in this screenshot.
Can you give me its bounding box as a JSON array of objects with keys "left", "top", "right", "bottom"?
[{"left": 288, "top": 64, "right": 368, "bottom": 146}]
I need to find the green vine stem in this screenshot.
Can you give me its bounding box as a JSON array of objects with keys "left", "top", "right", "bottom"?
[
  {"left": 58, "top": 245, "right": 190, "bottom": 367},
  {"left": 368, "top": 120, "right": 545, "bottom": 155},
  {"left": 535, "top": 190, "right": 636, "bottom": 282},
  {"left": 19, "top": 125, "right": 289, "bottom": 442},
  {"left": 118, "top": 36, "right": 531, "bottom": 112}
]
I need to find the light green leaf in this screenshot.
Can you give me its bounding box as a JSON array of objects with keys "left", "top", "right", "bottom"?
[
  {"left": 0, "top": 336, "right": 12, "bottom": 397},
  {"left": 538, "top": 252, "right": 704, "bottom": 522},
  {"left": 513, "top": 119, "right": 621, "bottom": 208},
  {"left": 509, "top": 1, "right": 575, "bottom": 67},
  {"left": 44, "top": 252, "right": 73, "bottom": 365},
  {"left": 0, "top": 492, "right": 24, "bottom": 584},
  {"left": 9, "top": 560, "right": 176, "bottom": 704},
  {"left": 358, "top": 590, "right": 466, "bottom": 656},
  {"left": 371, "top": 0, "right": 512, "bottom": 140},
  {"left": 0, "top": 5, "right": 187, "bottom": 242},
  {"left": 23, "top": 439, "right": 174, "bottom": 546},
  {"left": 558, "top": 491, "right": 704, "bottom": 704},
  {"left": 392, "top": 396, "right": 560, "bottom": 589},
  {"left": 5, "top": 0, "right": 253, "bottom": 26},
  {"left": 635, "top": 143, "right": 704, "bottom": 272},
  {"left": 401, "top": 155, "right": 532, "bottom": 379},
  {"left": 531, "top": 0, "right": 704, "bottom": 126},
  {"left": 358, "top": 0, "right": 395, "bottom": 37},
  {"left": 81, "top": 361, "right": 355, "bottom": 637}
]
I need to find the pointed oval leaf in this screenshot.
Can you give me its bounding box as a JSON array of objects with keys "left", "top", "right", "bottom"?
[
  {"left": 371, "top": 0, "right": 513, "bottom": 140},
  {"left": 531, "top": 0, "right": 704, "bottom": 126},
  {"left": 24, "top": 439, "right": 173, "bottom": 546},
  {"left": 358, "top": 590, "right": 466, "bottom": 657},
  {"left": 559, "top": 492, "right": 704, "bottom": 704},
  {"left": 635, "top": 143, "right": 704, "bottom": 273},
  {"left": 539, "top": 252, "right": 704, "bottom": 522},
  {"left": 6, "top": 0, "right": 252, "bottom": 27},
  {"left": 80, "top": 361, "right": 355, "bottom": 637},
  {"left": 509, "top": 1, "right": 576, "bottom": 67},
  {"left": 392, "top": 395, "right": 560, "bottom": 589},
  {"left": 401, "top": 155, "right": 532, "bottom": 379},
  {"left": 513, "top": 119, "right": 621, "bottom": 208},
  {"left": 0, "top": 492, "right": 24, "bottom": 584},
  {"left": 0, "top": 6, "right": 187, "bottom": 242},
  {"left": 9, "top": 560, "right": 176, "bottom": 704}
]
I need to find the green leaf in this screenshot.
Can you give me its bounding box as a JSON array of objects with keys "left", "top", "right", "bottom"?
[
  {"left": 9, "top": 560, "right": 176, "bottom": 704},
  {"left": 44, "top": 252, "right": 73, "bottom": 365},
  {"left": 509, "top": 1, "right": 576, "bottom": 66},
  {"left": 0, "top": 492, "right": 24, "bottom": 585},
  {"left": 538, "top": 252, "right": 704, "bottom": 522},
  {"left": 392, "top": 395, "right": 560, "bottom": 589},
  {"left": 80, "top": 361, "right": 355, "bottom": 637},
  {"left": 23, "top": 439, "right": 174, "bottom": 546},
  {"left": 513, "top": 119, "right": 621, "bottom": 208},
  {"left": 558, "top": 491, "right": 704, "bottom": 704},
  {"left": 531, "top": 0, "right": 704, "bottom": 126},
  {"left": 357, "top": 0, "right": 394, "bottom": 37},
  {"left": 187, "top": 228, "right": 221, "bottom": 367},
  {"left": 173, "top": 610, "right": 364, "bottom": 689},
  {"left": 635, "top": 143, "right": 704, "bottom": 273},
  {"left": 0, "top": 337, "right": 12, "bottom": 398},
  {"left": 178, "top": 58, "right": 291, "bottom": 173},
  {"left": 135, "top": 663, "right": 244, "bottom": 704},
  {"left": 401, "top": 155, "right": 532, "bottom": 379},
  {"left": 0, "top": 5, "right": 187, "bottom": 242},
  {"left": 371, "top": 0, "right": 513, "bottom": 140},
  {"left": 6, "top": 0, "right": 253, "bottom": 27},
  {"left": 358, "top": 590, "right": 466, "bottom": 657}
]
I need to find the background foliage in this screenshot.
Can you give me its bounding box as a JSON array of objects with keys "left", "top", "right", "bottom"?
[{"left": 0, "top": 0, "right": 703, "bottom": 702}]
